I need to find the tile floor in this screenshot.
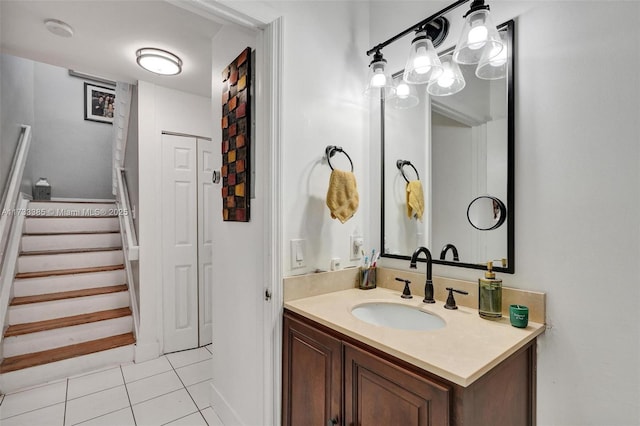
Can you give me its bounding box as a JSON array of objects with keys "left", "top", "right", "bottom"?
[{"left": 0, "top": 345, "right": 225, "bottom": 426}]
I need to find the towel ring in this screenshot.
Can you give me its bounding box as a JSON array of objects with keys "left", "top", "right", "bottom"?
[
  {"left": 396, "top": 160, "right": 420, "bottom": 183},
  {"left": 325, "top": 145, "right": 354, "bottom": 172}
]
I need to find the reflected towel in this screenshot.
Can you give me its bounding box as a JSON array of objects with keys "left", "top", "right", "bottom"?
[
  {"left": 406, "top": 180, "right": 424, "bottom": 220},
  {"left": 326, "top": 170, "right": 359, "bottom": 223}
]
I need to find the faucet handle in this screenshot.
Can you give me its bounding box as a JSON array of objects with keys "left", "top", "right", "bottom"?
[
  {"left": 444, "top": 287, "right": 468, "bottom": 310},
  {"left": 395, "top": 277, "right": 413, "bottom": 299}
]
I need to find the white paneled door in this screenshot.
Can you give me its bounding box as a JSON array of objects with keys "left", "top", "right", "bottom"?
[
  {"left": 197, "top": 137, "right": 214, "bottom": 346},
  {"left": 162, "top": 133, "right": 214, "bottom": 353}
]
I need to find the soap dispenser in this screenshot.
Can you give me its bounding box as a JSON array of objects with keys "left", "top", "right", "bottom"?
[{"left": 478, "top": 261, "right": 502, "bottom": 320}]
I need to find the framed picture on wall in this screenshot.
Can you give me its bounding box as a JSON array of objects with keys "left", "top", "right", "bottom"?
[{"left": 84, "top": 82, "right": 115, "bottom": 124}]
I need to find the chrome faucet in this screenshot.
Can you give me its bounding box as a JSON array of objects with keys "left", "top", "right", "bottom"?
[
  {"left": 410, "top": 246, "right": 435, "bottom": 304},
  {"left": 439, "top": 243, "right": 459, "bottom": 261}
]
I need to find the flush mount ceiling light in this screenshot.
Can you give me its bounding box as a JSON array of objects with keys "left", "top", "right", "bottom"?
[
  {"left": 136, "top": 48, "right": 182, "bottom": 76},
  {"left": 44, "top": 19, "right": 74, "bottom": 38},
  {"left": 452, "top": 0, "right": 503, "bottom": 65}
]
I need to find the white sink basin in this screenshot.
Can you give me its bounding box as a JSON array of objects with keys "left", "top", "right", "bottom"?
[{"left": 351, "top": 303, "right": 446, "bottom": 331}]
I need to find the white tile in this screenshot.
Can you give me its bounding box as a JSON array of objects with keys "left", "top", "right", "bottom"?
[
  {"left": 165, "top": 412, "right": 208, "bottom": 425},
  {"left": 166, "top": 347, "right": 212, "bottom": 369},
  {"left": 121, "top": 356, "right": 173, "bottom": 383},
  {"left": 64, "top": 385, "right": 130, "bottom": 425},
  {"left": 175, "top": 359, "right": 212, "bottom": 387},
  {"left": 0, "top": 380, "right": 66, "bottom": 419},
  {"left": 204, "top": 344, "right": 213, "bottom": 355},
  {"left": 186, "top": 380, "right": 211, "bottom": 409},
  {"left": 126, "top": 370, "right": 183, "bottom": 405},
  {"left": 67, "top": 367, "right": 124, "bottom": 400},
  {"left": 132, "top": 388, "right": 198, "bottom": 426},
  {"left": 200, "top": 407, "right": 224, "bottom": 426},
  {"left": 0, "top": 402, "right": 65, "bottom": 426},
  {"left": 76, "top": 407, "right": 135, "bottom": 426}
]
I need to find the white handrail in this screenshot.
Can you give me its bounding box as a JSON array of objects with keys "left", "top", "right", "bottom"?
[
  {"left": 0, "top": 125, "right": 32, "bottom": 264},
  {"left": 116, "top": 167, "right": 138, "bottom": 261},
  {"left": 115, "top": 166, "right": 140, "bottom": 341}
]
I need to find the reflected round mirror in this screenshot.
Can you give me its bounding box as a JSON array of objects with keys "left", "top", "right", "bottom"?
[{"left": 467, "top": 196, "right": 506, "bottom": 231}]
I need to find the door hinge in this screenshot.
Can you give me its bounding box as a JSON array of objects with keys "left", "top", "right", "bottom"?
[{"left": 265, "top": 289, "right": 272, "bottom": 301}]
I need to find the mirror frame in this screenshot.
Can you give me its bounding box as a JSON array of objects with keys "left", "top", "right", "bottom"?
[{"left": 380, "top": 19, "right": 515, "bottom": 274}]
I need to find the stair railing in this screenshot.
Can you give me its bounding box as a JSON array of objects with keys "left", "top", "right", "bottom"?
[
  {"left": 0, "top": 125, "right": 32, "bottom": 344},
  {"left": 115, "top": 167, "right": 140, "bottom": 340},
  {"left": 116, "top": 167, "right": 140, "bottom": 336},
  {"left": 0, "top": 125, "right": 32, "bottom": 264}
]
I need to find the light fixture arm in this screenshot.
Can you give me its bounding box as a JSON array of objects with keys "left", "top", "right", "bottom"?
[
  {"left": 463, "top": 0, "right": 490, "bottom": 18},
  {"left": 365, "top": 0, "right": 468, "bottom": 57}
]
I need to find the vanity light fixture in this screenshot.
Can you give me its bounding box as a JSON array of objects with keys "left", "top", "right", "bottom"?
[
  {"left": 403, "top": 29, "right": 443, "bottom": 85},
  {"left": 365, "top": 0, "right": 507, "bottom": 99},
  {"left": 475, "top": 29, "right": 508, "bottom": 80},
  {"left": 452, "top": 0, "right": 503, "bottom": 65},
  {"left": 388, "top": 80, "right": 420, "bottom": 109},
  {"left": 136, "top": 48, "right": 182, "bottom": 76},
  {"left": 427, "top": 54, "right": 466, "bottom": 96},
  {"left": 364, "top": 51, "right": 395, "bottom": 97}
]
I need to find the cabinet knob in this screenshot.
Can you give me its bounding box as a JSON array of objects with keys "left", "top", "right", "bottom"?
[{"left": 327, "top": 416, "right": 339, "bottom": 425}]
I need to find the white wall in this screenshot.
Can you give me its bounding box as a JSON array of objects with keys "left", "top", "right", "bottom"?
[
  {"left": 374, "top": 1, "right": 640, "bottom": 424},
  {"left": 136, "top": 81, "right": 211, "bottom": 361},
  {"left": 278, "top": 1, "right": 370, "bottom": 276},
  {"left": 0, "top": 54, "right": 34, "bottom": 196},
  {"left": 209, "top": 23, "right": 263, "bottom": 426}
]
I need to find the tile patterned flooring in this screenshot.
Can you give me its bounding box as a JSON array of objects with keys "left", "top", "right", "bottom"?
[{"left": 0, "top": 345, "right": 225, "bottom": 425}]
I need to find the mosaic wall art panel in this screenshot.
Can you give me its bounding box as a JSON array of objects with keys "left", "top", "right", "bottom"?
[{"left": 221, "top": 47, "right": 251, "bottom": 222}]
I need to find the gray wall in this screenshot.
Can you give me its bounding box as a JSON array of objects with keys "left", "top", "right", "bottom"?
[
  {"left": 22, "top": 60, "right": 113, "bottom": 199},
  {"left": 0, "top": 54, "right": 35, "bottom": 196}
]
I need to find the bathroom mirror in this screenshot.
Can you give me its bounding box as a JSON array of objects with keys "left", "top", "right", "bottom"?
[{"left": 381, "top": 18, "right": 514, "bottom": 273}]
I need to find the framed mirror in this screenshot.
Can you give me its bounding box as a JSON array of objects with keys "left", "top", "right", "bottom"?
[{"left": 381, "top": 18, "right": 514, "bottom": 273}]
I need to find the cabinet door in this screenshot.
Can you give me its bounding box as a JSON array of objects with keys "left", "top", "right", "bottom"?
[
  {"left": 283, "top": 314, "right": 342, "bottom": 426},
  {"left": 344, "top": 343, "right": 450, "bottom": 426}
]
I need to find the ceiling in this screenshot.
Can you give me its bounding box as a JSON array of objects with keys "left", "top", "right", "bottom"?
[{"left": 0, "top": 0, "right": 242, "bottom": 97}]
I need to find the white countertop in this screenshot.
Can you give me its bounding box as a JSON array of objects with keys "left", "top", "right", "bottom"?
[{"left": 285, "top": 287, "right": 545, "bottom": 387}]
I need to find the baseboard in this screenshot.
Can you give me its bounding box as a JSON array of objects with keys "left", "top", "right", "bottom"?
[
  {"left": 210, "top": 382, "right": 245, "bottom": 426},
  {"left": 134, "top": 339, "right": 160, "bottom": 363}
]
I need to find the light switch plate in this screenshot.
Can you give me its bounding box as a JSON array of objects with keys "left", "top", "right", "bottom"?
[{"left": 290, "top": 239, "right": 306, "bottom": 269}]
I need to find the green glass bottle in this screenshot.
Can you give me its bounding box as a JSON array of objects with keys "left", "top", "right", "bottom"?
[{"left": 479, "top": 261, "right": 502, "bottom": 320}]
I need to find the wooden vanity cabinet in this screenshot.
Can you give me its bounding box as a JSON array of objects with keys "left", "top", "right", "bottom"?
[
  {"left": 282, "top": 314, "right": 342, "bottom": 426},
  {"left": 283, "top": 310, "right": 537, "bottom": 426}
]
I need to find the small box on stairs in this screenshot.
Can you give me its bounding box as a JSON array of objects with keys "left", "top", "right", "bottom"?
[{"left": 33, "top": 177, "right": 51, "bottom": 200}]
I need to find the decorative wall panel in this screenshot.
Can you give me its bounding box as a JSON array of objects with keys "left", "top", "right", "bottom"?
[{"left": 221, "top": 47, "right": 251, "bottom": 222}]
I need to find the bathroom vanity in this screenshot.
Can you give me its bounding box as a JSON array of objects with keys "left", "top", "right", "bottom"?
[{"left": 282, "top": 287, "right": 544, "bottom": 426}]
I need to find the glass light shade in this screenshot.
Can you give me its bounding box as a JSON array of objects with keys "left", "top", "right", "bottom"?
[
  {"left": 427, "top": 54, "right": 465, "bottom": 96},
  {"left": 136, "top": 48, "right": 182, "bottom": 75},
  {"left": 452, "top": 9, "right": 503, "bottom": 65},
  {"left": 365, "top": 56, "right": 395, "bottom": 98},
  {"left": 475, "top": 30, "right": 508, "bottom": 80},
  {"left": 388, "top": 81, "right": 419, "bottom": 109},
  {"left": 403, "top": 31, "right": 444, "bottom": 85}
]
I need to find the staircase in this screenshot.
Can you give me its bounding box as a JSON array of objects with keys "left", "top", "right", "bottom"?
[{"left": 0, "top": 200, "right": 135, "bottom": 392}]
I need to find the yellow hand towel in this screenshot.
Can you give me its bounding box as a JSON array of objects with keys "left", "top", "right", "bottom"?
[
  {"left": 326, "top": 169, "right": 359, "bottom": 223},
  {"left": 406, "top": 180, "right": 424, "bottom": 220}
]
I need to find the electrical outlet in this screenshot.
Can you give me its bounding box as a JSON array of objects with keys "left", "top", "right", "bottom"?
[{"left": 350, "top": 236, "right": 363, "bottom": 260}]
